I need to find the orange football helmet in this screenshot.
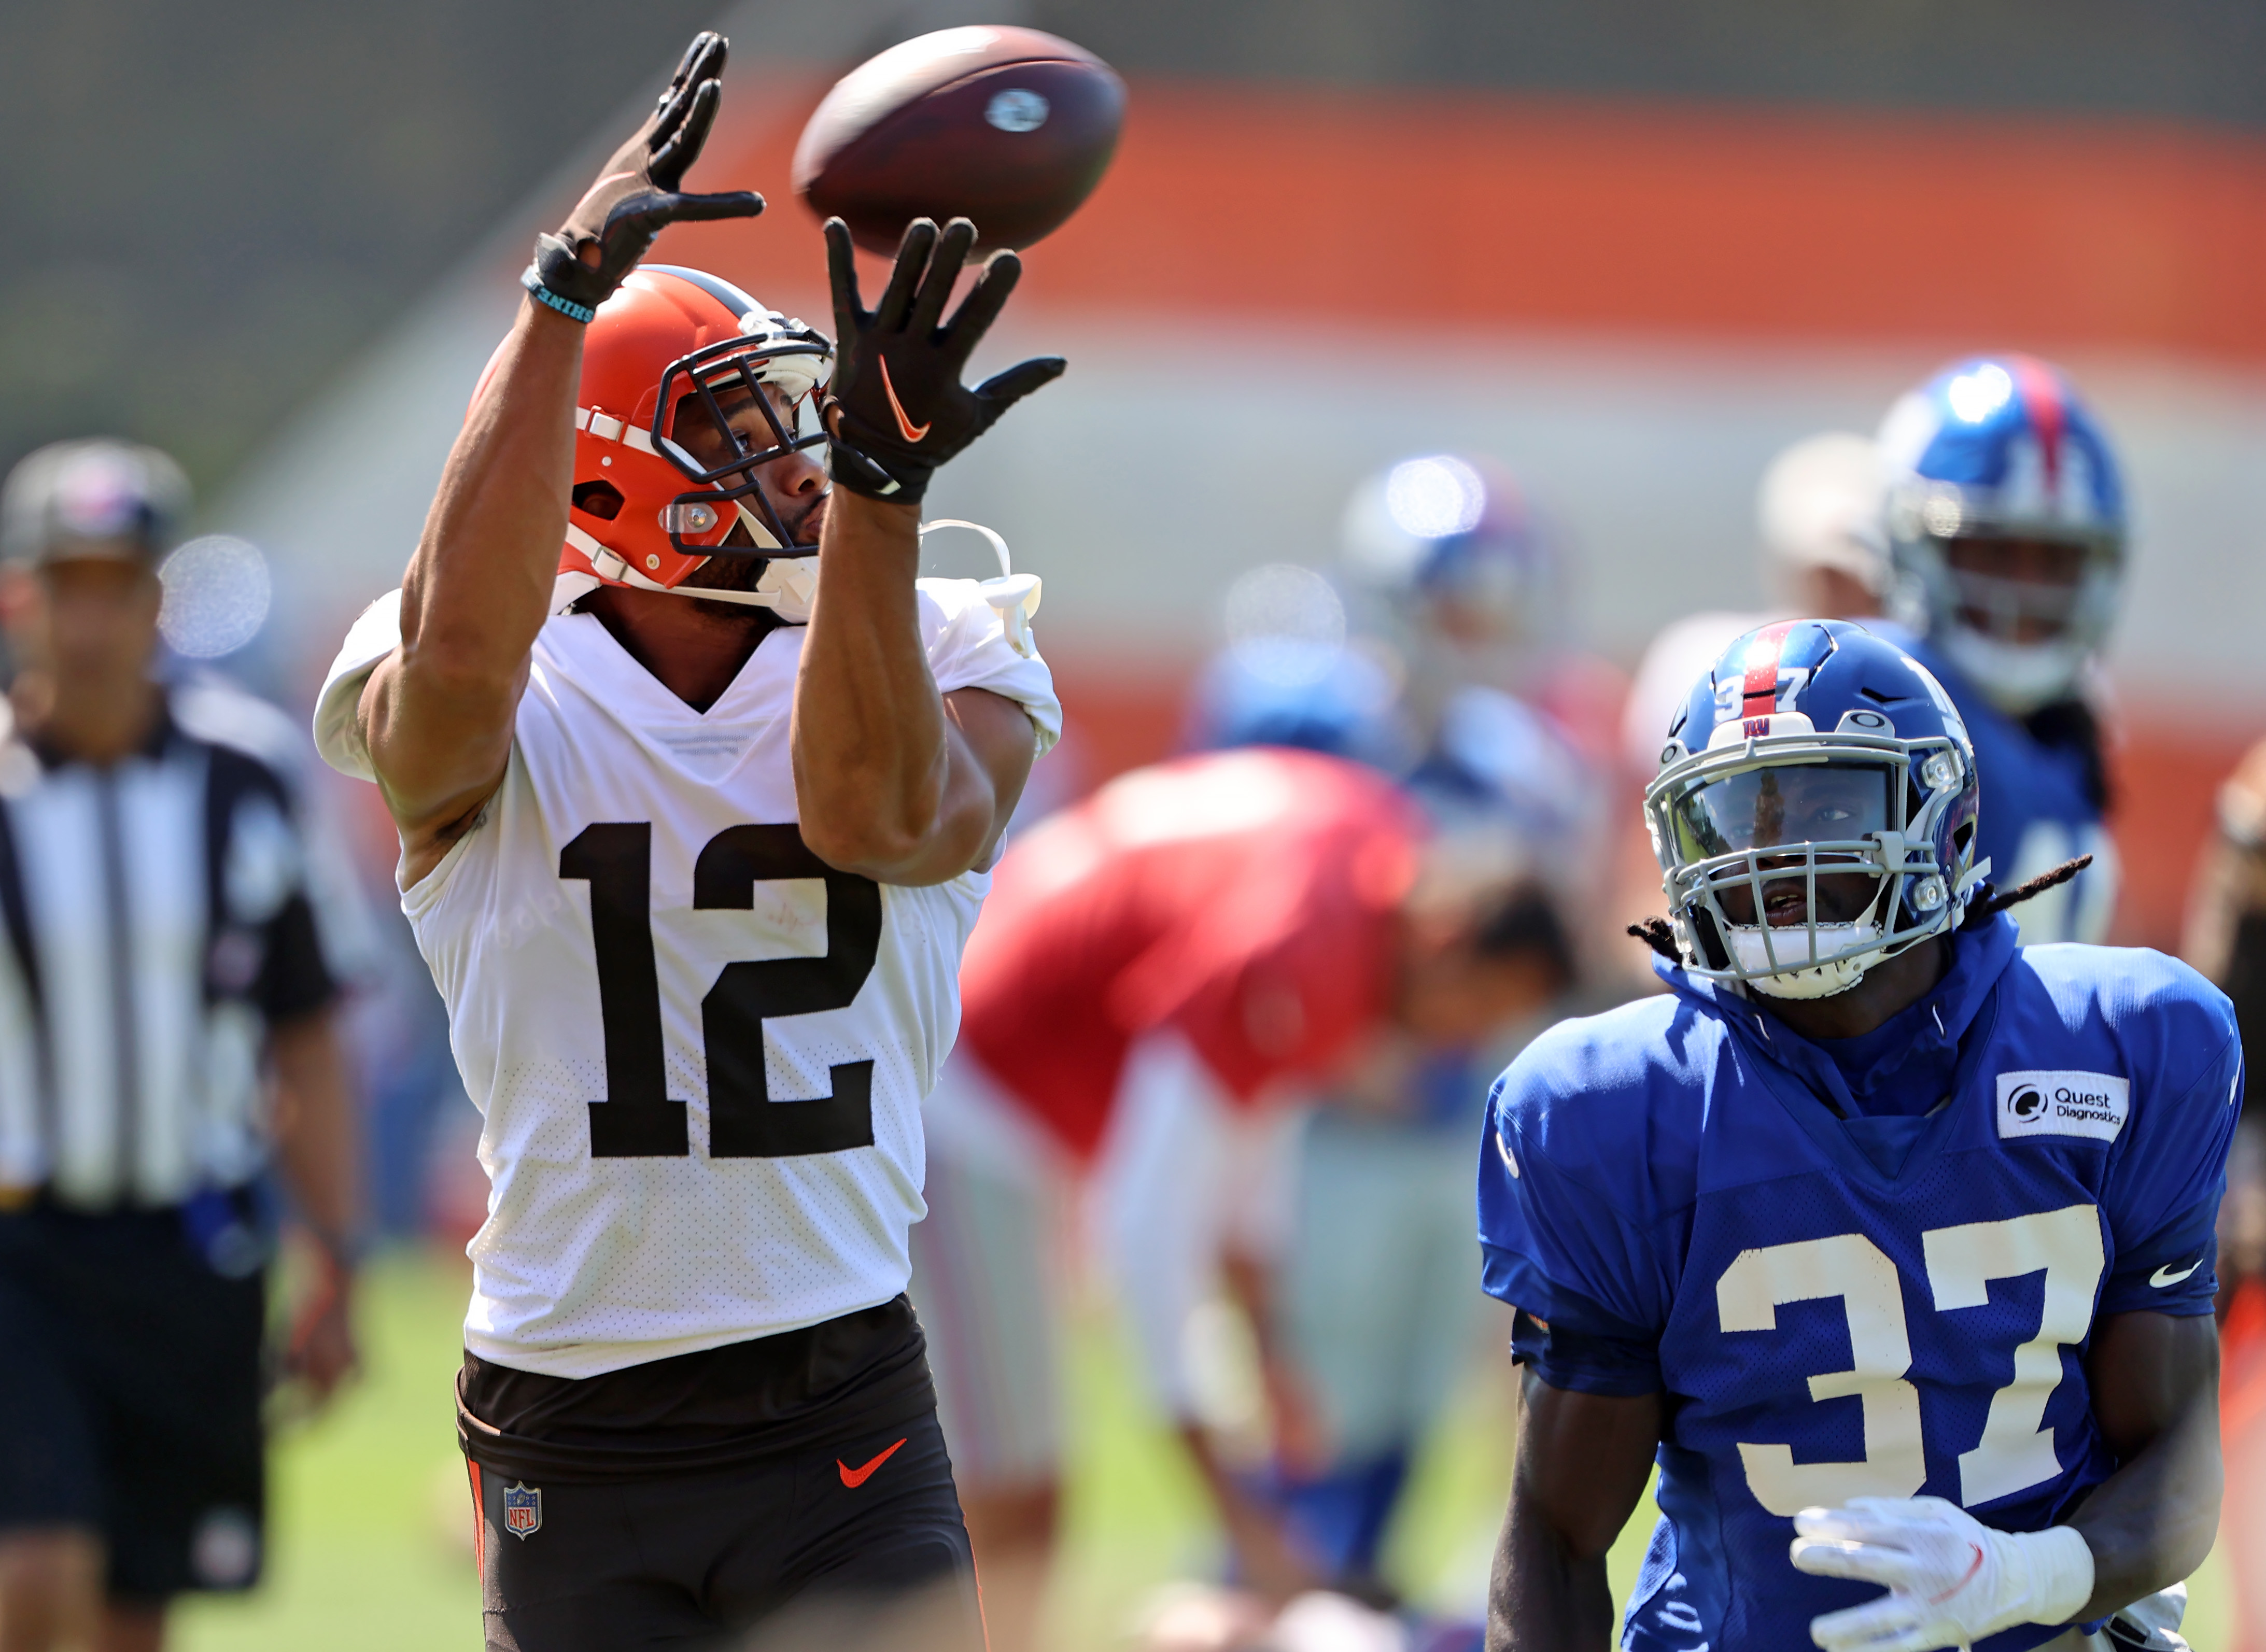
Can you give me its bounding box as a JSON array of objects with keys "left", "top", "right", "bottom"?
[{"left": 557, "top": 264, "right": 832, "bottom": 616}]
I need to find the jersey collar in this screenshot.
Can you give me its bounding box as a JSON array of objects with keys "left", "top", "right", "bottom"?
[{"left": 1657, "top": 913, "right": 2023, "bottom": 1187}]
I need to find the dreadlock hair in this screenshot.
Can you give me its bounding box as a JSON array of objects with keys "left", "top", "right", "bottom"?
[
  {"left": 1625, "top": 855, "right": 2094, "bottom": 965},
  {"left": 1628, "top": 914, "right": 1680, "bottom": 963}
]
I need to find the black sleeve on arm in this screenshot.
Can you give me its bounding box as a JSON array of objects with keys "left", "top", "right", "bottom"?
[
  {"left": 201, "top": 740, "right": 343, "bottom": 1028},
  {"left": 255, "top": 891, "right": 339, "bottom": 1025},
  {"left": 1511, "top": 1305, "right": 1665, "bottom": 1399}
]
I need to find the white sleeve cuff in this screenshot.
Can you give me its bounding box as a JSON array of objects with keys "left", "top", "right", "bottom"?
[{"left": 2007, "top": 1522, "right": 2096, "bottom": 1628}]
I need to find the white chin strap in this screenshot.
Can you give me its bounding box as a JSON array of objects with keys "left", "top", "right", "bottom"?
[
  {"left": 1730, "top": 919, "right": 1885, "bottom": 1000},
  {"left": 561, "top": 515, "right": 1043, "bottom": 656},
  {"left": 561, "top": 516, "right": 816, "bottom": 620}
]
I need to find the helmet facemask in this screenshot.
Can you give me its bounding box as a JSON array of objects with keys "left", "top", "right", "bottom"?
[
  {"left": 651, "top": 328, "right": 832, "bottom": 564},
  {"left": 1648, "top": 732, "right": 1973, "bottom": 999},
  {"left": 1902, "top": 528, "right": 2121, "bottom": 716}
]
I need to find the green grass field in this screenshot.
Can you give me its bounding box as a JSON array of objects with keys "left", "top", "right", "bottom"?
[{"left": 176, "top": 1251, "right": 2240, "bottom": 1649}]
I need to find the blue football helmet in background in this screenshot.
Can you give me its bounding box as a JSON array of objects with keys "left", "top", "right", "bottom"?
[
  {"left": 1341, "top": 453, "right": 1558, "bottom": 653},
  {"left": 1877, "top": 354, "right": 2126, "bottom": 713},
  {"left": 1646, "top": 619, "right": 1984, "bottom": 999}
]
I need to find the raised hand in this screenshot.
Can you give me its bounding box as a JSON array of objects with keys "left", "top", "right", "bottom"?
[
  {"left": 821, "top": 216, "right": 1066, "bottom": 504},
  {"left": 524, "top": 32, "right": 764, "bottom": 320}
]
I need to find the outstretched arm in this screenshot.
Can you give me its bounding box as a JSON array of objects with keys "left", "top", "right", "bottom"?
[
  {"left": 358, "top": 33, "right": 762, "bottom": 883},
  {"left": 363, "top": 302, "right": 579, "bottom": 877},
  {"left": 1488, "top": 1375, "right": 1664, "bottom": 1652},
  {"left": 794, "top": 217, "right": 1063, "bottom": 884},
  {"left": 792, "top": 490, "right": 1035, "bottom": 883}
]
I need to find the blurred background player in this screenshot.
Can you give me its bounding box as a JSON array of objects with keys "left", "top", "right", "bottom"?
[
  {"left": 2184, "top": 742, "right": 2266, "bottom": 1313},
  {"left": 1621, "top": 430, "right": 1887, "bottom": 782},
  {"left": 1875, "top": 354, "right": 2126, "bottom": 943},
  {"left": 2181, "top": 735, "right": 2266, "bottom": 1609},
  {"left": 1155, "top": 456, "right": 1591, "bottom": 1610},
  {"left": 1486, "top": 618, "right": 2228, "bottom": 1652},
  {"left": 0, "top": 440, "right": 359, "bottom": 1652},
  {"left": 1339, "top": 451, "right": 1621, "bottom": 779},
  {"left": 908, "top": 745, "right": 1569, "bottom": 1651}
]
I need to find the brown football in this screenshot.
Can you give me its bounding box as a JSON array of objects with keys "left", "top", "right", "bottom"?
[{"left": 792, "top": 25, "right": 1125, "bottom": 256}]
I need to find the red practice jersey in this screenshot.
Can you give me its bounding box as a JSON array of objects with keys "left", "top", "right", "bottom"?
[{"left": 957, "top": 747, "right": 1423, "bottom": 1159}]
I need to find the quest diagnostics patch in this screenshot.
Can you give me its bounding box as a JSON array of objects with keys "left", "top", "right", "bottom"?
[{"left": 1995, "top": 1070, "right": 2130, "bottom": 1143}]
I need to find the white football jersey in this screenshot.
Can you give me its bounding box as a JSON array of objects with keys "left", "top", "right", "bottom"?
[{"left": 316, "top": 580, "right": 1060, "bottom": 1377}]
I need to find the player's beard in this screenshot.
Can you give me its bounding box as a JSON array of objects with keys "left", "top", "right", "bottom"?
[{"left": 680, "top": 489, "right": 828, "bottom": 619}]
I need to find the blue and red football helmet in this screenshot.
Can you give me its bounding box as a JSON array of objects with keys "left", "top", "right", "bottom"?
[
  {"left": 1877, "top": 354, "right": 2126, "bottom": 713},
  {"left": 1646, "top": 619, "right": 1984, "bottom": 999}
]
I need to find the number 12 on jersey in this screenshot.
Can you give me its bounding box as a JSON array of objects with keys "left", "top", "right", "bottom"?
[{"left": 559, "top": 821, "right": 882, "bottom": 1160}]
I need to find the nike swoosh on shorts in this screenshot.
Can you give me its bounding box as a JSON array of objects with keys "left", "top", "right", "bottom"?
[
  {"left": 2150, "top": 1258, "right": 2202, "bottom": 1288},
  {"left": 837, "top": 1437, "right": 908, "bottom": 1488}
]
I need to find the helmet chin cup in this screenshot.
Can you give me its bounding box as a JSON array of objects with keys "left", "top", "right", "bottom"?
[
  {"left": 1731, "top": 918, "right": 1882, "bottom": 999},
  {"left": 752, "top": 556, "right": 817, "bottom": 623}
]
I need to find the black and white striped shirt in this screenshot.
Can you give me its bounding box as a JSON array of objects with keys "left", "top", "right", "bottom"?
[{"left": 0, "top": 689, "right": 338, "bottom": 1209}]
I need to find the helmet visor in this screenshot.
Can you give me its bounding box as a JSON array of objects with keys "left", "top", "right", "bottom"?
[{"left": 1668, "top": 761, "right": 1893, "bottom": 862}]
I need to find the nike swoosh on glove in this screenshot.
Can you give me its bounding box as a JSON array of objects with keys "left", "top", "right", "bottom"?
[
  {"left": 820, "top": 216, "right": 1065, "bottom": 504},
  {"left": 525, "top": 31, "right": 764, "bottom": 314},
  {"left": 1790, "top": 1496, "right": 2095, "bottom": 1652}
]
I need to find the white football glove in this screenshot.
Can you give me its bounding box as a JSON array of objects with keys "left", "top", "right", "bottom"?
[{"left": 1789, "top": 1496, "right": 2095, "bottom": 1652}]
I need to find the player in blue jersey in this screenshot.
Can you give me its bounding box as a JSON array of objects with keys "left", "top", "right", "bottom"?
[
  {"left": 1479, "top": 619, "right": 2231, "bottom": 1652},
  {"left": 1876, "top": 355, "right": 2126, "bottom": 943}
]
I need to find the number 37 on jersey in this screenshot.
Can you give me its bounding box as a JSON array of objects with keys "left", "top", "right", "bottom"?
[{"left": 1716, "top": 1203, "right": 2104, "bottom": 1514}]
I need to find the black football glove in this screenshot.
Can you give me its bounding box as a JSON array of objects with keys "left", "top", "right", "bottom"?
[
  {"left": 821, "top": 216, "right": 1066, "bottom": 504},
  {"left": 523, "top": 32, "right": 764, "bottom": 319}
]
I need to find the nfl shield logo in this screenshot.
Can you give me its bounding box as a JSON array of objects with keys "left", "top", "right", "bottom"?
[{"left": 502, "top": 1482, "right": 541, "bottom": 1539}]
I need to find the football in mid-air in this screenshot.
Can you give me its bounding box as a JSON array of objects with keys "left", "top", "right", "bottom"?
[{"left": 793, "top": 25, "right": 1125, "bottom": 256}]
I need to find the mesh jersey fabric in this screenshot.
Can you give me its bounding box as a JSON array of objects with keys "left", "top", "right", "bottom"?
[
  {"left": 313, "top": 578, "right": 1061, "bottom": 1378},
  {"left": 1477, "top": 916, "right": 2239, "bottom": 1652},
  {"left": 955, "top": 747, "right": 1422, "bottom": 1160}
]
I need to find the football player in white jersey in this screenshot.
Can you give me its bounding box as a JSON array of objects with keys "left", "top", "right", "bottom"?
[{"left": 311, "top": 35, "right": 1063, "bottom": 1651}]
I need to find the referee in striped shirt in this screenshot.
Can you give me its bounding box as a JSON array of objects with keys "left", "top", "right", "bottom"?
[{"left": 0, "top": 441, "right": 359, "bottom": 1652}]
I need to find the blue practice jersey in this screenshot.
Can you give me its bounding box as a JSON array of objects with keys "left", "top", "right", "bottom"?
[
  {"left": 1879, "top": 625, "right": 2116, "bottom": 944},
  {"left": 1477, "top": 914, "right": 2237, "bottom": 1652}
]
